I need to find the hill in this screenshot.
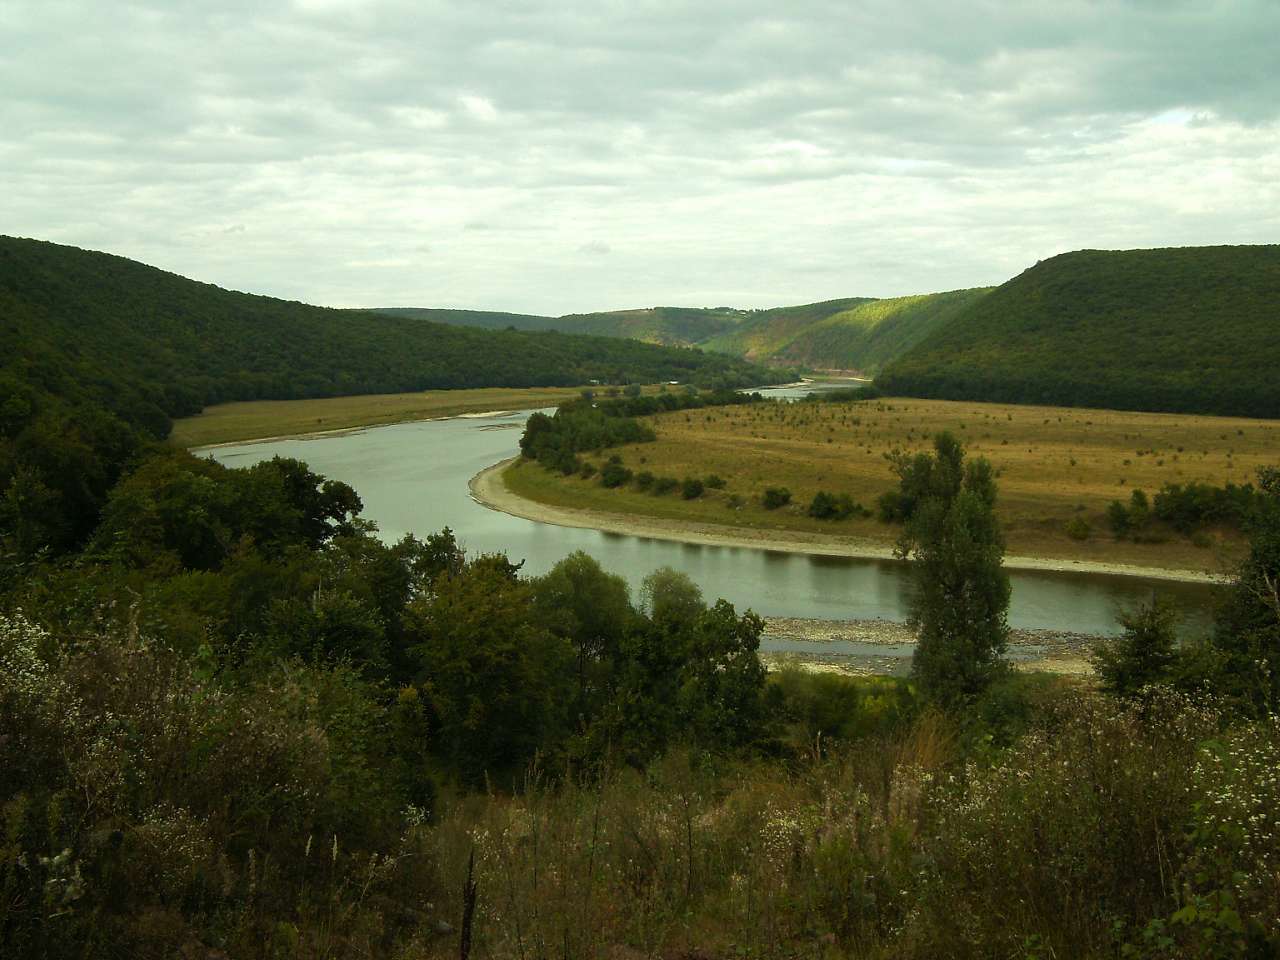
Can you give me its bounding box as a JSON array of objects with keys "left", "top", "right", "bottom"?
[
  {"left": 0, "top": 236, "right": 781, "bottom": 439},
  {"left": 877, "top": 245, "right": 1280, "bottom": 418},
  {"left": 703, "top": 291, "right": 990, "bottom": 372},
  {"left": 0, "top": 235, "right": 782, "bottom": 553},
  {"left": 371, "top": 304, "right": 751, "bottom": 346}
]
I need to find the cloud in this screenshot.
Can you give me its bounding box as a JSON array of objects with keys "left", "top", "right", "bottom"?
[{"left": 1, "top": 0, "right": 1276, "bottom": 313}]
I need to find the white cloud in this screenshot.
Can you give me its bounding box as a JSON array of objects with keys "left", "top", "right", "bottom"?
[{"left": 0, "top": 0, "right": 1277, "bottom": 314}]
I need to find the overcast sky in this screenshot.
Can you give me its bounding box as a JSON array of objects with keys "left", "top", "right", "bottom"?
[{"left": 3, "top": 1, "right": 1278, "bottom": 315}]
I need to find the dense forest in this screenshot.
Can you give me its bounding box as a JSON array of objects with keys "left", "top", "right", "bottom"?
[
  {"left": 0, "top": 236, "right": 782, "bottom": 561},
  {"left": 878, "top": 245, "right": 1280, "bottom": 417}
]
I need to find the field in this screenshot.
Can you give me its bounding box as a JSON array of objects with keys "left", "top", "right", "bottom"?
[
  {"left": 506, "top": 395, "right": 1280, "bottom": 572},
  {"left": 170, "top": 385, "right": 588, "bottom": 447}
]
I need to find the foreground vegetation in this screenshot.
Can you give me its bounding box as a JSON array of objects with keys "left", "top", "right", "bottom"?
[
  {"left": 879, "top": 244, "right": 1280, "bottom": 418},
  {"left": 4, "top": 404, "right": 1280, "bottom": 956},
  {"left": 507, "top": 393, "right": 1280, "bottom": 570}
]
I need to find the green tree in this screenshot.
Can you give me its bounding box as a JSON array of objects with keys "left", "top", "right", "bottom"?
[
  {"left": 1091, "top": 597, "right": 1179, "bottom": 697},
  {"left": 531, "top": 551, "right": 634, "bottom": 717},
  {"left": 894, "top": 432, "right": 1010, "bottom": 707},
  {"left": 406, "top": 554, "right": 574, "bottom": 784},
  {"left": 1209, "top": 466, "right": 1280, "bottom": 712}
]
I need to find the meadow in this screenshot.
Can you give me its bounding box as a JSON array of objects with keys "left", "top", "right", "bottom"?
[
  {"left": 506, "top": 395, "right": 1280, "bottom": 571},
  {"left": 169, "top": 386, "right": 591, "bottom": 447}
]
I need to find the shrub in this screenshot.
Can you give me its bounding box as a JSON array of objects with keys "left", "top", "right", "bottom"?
[
  {"left": 579, "top": 461, "right": 596, "bottom": 479},
  {"left": 808, "top": 491, "right": 869, "bottom": 521},
  {"left": 705, "top": 474, "right": 726, "bottom": 489},
  {"left": 652, "top": 476, "right": 678, "bottom": 495},
  {"left": 1065, "top": 516, "right": 1091, "bottom": 541},
  {"left": 634, "top": 470, "right": 654, "bottom": 490},
  {"left": 762, "top": 487, "right": 792, "bottom": 510},
  {"left": 599, "top": 461, "right": 632, "bottom": 488},
  {"left": 681, "top": 477, "right": 705, "bottom": 500}
]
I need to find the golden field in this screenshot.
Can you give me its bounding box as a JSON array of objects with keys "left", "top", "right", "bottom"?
[
  {"left": 170, "top": 385, "right": 590, "bottom": 447},
  {"left": 506, "top": 395, "right": 1280, "bottom": 572}
]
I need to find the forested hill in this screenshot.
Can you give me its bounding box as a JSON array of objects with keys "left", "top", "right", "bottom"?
[
  {"left": 877, "top": 245, "right": 1280, "bottom": 418},
  {"left": 372, "top": 304, "right": 753, "bottom": 346},
  {"left": 0, "top": 236, "right": 782, "bottom": 440},
  {"left": 702, "top": 290, "right": 990, "bottom": 373}
]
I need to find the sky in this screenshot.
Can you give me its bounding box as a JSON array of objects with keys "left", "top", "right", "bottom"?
[{"left": 3, "top": 0, "right": 1278, "bottom": 315}]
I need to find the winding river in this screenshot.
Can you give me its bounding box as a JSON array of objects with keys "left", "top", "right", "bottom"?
[{"left": 202, "top": 390, "right": 1220, "bottom": 641}]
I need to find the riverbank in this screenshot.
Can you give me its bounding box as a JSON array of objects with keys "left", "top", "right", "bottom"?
[
  {"left": 172, "top": 386, "right": 590, "bottom": 448},
  {"left": 470, "top": 456, "right": 1226, "bottom": 584},
  {"left": 760, "top": 616, "right": 1098, "bottom": 676}
]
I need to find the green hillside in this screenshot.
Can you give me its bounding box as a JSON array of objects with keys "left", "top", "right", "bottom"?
[
  {"left": 877, "top": 245, "right": 1280, "bottom": 418},
  {"left": 372, "top": 306, "right": 556, "bottom": 331},
  {"left": 700, "top": 298, "right": 873, "bottom": 359},
  {"left": 0, "top": 236, "right": 782, "bottom": 553},
  {"left": 372, "top": 304, "right": 751, "bottom": 346},
  {"left": 708, "top": 290, "right": 991, "bottom": 373},
  {"left": 0, "top": 236, "right": 780, "bottom": 437}
]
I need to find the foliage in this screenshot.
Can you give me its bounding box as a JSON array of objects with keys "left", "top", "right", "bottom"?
[
  {"left": 807, "top": 490, "right": 869, "bottom": 521},
  {"left": 879, "top": 245, "right": 1280, "bottom": 418},
  {"left": 518, "top": 389, "right": 762, "bottom": 474},
  {"left": 1206, "top": 466, "right": 1280, "bottom": 712},
  {"left": 1092, "top": 598, "right": 1181, "bottom": 697},
  {"left": 761, "top": 487, "right": 791, "bottom": 510},
  {"left": 680, "top": 477, "right": 704, "bottom": 499},
  {"left": 894, "top": 432, "right": 1011, "bottom": 707}
]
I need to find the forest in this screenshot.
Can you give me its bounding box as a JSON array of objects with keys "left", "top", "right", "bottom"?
[
  {"left": 877, "top": 245, "right": 1280, "bottom": 418},
  {"left": 0, "top": 237, "right": 781, "bottom": 564}
]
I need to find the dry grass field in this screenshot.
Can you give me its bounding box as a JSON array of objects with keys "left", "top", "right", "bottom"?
[
  {"left": 170, "top": 386, "right": 590, "bottom": 447},
  {"left": 507, "top": 396, "right": 1280, "bottom": 571}
]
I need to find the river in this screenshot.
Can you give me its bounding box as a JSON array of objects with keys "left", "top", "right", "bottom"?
[{"left": 201, "top": 389, "right": 1220, "bottom": 645}]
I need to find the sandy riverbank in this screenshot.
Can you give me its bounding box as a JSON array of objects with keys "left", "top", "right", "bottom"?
[
  {"left": 469, "top": 457, "right": 1226, "bottom": 585},
  {"left": 760, "top": 616, "right": 1098, "bottom": 676}
]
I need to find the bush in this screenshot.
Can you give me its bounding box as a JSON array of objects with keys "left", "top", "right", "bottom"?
[
  {"left": 634, "top": 470, "right": 654, "bottom": 490},
  {"left": 681, "top": 477, "right": 705, "bottom": 500},
  {"left": 704, "top": 474, "right": 726, "bottom": 489},
  {"left": 762, "top": 487, "right": 792, "bottom": 510},
  {"left": 579, "top": 461, "right": 596, "bottom": 479},
  {"left": 652, "top": 476, "right": 679, "bottom": 495},
  {"left": 808, "top": 491, "right": 868, "bottom": 521},
  {"left": 1065, "top": 516, "right": 1091, "bottom": 540},
  {"left": 599, "top": 461, "right": 632, "bottom": 488}
]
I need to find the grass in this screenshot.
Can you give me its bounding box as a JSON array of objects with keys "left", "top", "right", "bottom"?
[
  {"left": 507, "top": 395, "right": 1280, "bottom": 571},
  {"left": 169, "top": 386, "right": 593, "bottom": 447}
]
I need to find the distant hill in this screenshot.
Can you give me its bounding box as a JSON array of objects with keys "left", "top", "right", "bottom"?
[
  {"left": 0, "top": 236, "right": 784, "bottom": 441},
  {"left": 877, "top": 245, "right": 1280, "bottom": 417},
  {"left": 371, "top": 305, "right": 751, "bottom": 346},
  {"left": 376, "top": 293, "right": 989, "bottom": 375},
  {"left": 703, "top": 291, "right": 990, "bottom": 373}
]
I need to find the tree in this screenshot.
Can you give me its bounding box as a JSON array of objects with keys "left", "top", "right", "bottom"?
[
  {"left": 1208, "top": 466, "right": 1280, "bottom": 711},
  {"left": 895, "top": 432, "right": 1010, "bottom": 707},
  {"left": 1091, "top": 597, "right": 1179, "bottom": 697},
  {"left": 531, "top": 551, "right": 634, "bottom": 716}
]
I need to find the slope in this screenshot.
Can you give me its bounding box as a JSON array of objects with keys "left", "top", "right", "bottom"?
[
  {"left": 371, "top": 305, "right": 751, "bottom": 346},
  {"left": 0, "top": 236, "right": 782, "bottom": 441},
  {"left": 876, "top": 245, "right": 1280, "bottom": 418},
  {"left": 711, "top": 289, "right": 992, "bottom": 373}
]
